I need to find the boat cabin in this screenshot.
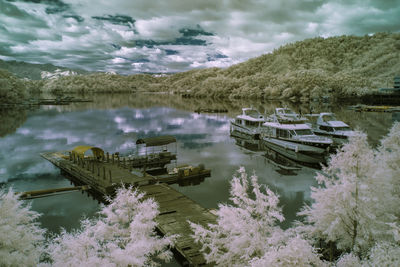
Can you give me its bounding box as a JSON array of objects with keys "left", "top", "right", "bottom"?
[
  {"left": 235, "top": 108, "right": 265, "bottom": 127},
  {"left": 263, "top": 122, "right": 313, "bottom": 138},
  {"left": 242, "top": 107, "right": 264, "bottom": 119},
  {"left": 316, "top": 113, "right": 352, "bottom": 132},
  {"left": 268, "top": 108, "right": 308, "bottom": 124}
]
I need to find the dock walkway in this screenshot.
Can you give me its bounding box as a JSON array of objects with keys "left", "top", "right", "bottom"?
[{"left": 41, "top": 151, "right": 215, "bottom": 266}]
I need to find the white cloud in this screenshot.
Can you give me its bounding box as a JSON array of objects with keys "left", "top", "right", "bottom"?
[
  {"left": 112, "top": 57, "right": 127, "bottom": 64},
  {"left": 1, "top": 0, "right": 399, "bottom": 74}
]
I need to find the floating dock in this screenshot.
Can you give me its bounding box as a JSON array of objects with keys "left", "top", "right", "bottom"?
[
  {"left": 41, "top": 144, "right": 215, "bottom": 266},
  {"left": 348, "top": 104, "right": 400, "bottom": 112}
]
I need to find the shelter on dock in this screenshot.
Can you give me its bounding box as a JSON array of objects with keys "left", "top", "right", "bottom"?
[
  {"left": 133, "top": 135, "right": 177, "bottom": 170},
  {"left": 72, "top": 146, "right": 105, "bottom": 160},
  {"left": 136, "top": 135, "right": 177, "bottom": 155}
]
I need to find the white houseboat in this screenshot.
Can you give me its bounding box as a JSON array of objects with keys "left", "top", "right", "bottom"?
[
  {"left": 266, "top": 107, "right": 308, "bottom": 124},
  {"left": 261, "top": 108, "right": 333, "bottom": 163},
  {"left": 230, "top": 108, "right": 265, "bottom": 140},
  {"left": 306, "top": 113, "right": 356, "bottom": 146}
]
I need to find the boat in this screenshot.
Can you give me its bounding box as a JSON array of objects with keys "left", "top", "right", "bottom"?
[
  {"left": 260, "top": 108, "right": 333, "bottom": 163},
  {"left": 230, "top": 107, "right": 265, "bottom": 140},
  {"left": 231, "top": 135, "right": 263, "bottom": 152},
  {"left": 263, "top": 108, "right": 333, "bottom": 149},
  {"left": 305, "top": 113, "right": 356, "bottom": 146},
  {"left": 266, "top": 107, "right": 308, "bottom": 124}
]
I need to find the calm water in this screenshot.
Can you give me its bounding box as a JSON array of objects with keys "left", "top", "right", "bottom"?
[{"left": 0, "top": 93, "right": 396, "bottom": 240}]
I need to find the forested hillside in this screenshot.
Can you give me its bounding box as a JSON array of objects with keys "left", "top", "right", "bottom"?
[
  {"left": 0, "top": 59, "right": 87, "bottom": 80},
  {"left": 41, "top": 73, "right": 159, "bottom": 94},
  {"left": 160, "top": 32, "right": 400, "bottom": 101},
  {"left": 1, "top": 32, "right": 399, "bottom": 101},
  {"left": 0, "top": 69, "right": 27, "bottom": 103}
]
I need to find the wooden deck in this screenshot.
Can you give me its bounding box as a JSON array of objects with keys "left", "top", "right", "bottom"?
[
  {"left": 41, "top": 151, "right": 215, "bottom": 266},
  {"left": 142, "top": 184, "right": 216, "bottom": 266}
]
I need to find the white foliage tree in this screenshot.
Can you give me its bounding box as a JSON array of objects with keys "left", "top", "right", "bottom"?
[
  {"left": 46, "top": 186, "right": 176, "bottom": 267},
  {"left": 377, "top": 122, "right": 400, "bottom": 197},
  {"left": 0, "top": 188, "right": 46, "bottom": 267},
  {"left": 190, "top": 167, "right": 323, "bottom": 266},
  {"left": 299, "top": 126, "right": 400, "bottom": 258},
  {"left": 336, "top": 242, "right": 400, "bottom": 267}
]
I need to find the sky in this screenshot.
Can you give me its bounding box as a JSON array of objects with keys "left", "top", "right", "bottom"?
[{"left": 1, "top": 0, "right": 399, "bottom": 74}]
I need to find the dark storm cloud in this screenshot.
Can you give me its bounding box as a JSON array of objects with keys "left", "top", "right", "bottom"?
[
  {"left": 63, "top": 14, "right": 84, "bottom": 22},
  {"left": 92, "top": 14, "right": 136, "bottom": 27},
  {"left": 1, "top": 0, "right": 399, "bottom": 73},
  {"left": 133, "top": 37, "right": 207, "bottom": 47},
  {"left": 164, "top": 49, "right": 179, "bottom": 55},
  {"left": 179, "top": 25, "right": 214, "bottom": 37}
]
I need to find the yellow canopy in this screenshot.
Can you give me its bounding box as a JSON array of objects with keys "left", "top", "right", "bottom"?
[{"left": 72, "top": 146, "right": 104, "bottom": 159}]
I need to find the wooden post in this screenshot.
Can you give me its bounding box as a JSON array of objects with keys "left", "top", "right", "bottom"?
[
  {"left": 112, "top": 154, "right": 114, "bottom": 164},
  {"left": 106, "top": 152, "right": 109, "bottom": 163},
  {"left": 103, "top": 167, "right": 106, "bottom": 180},
  {"left": 97, "top": 166, "right": 100, "bottom": 177},
  {"left": 109, "top": 170, "right": 112, "bottom": 183},
  {"left": 69, "top": 152, "right": 72, "bottom": 161},
  {"left": 117, "top": 154, "right": 120, "bottom": 166}
]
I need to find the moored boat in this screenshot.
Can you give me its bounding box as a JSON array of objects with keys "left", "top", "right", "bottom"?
[
  {"left": 266, "top": 107, "right": 308, "bottom": 124},
  {"left": 230, "top": 107, "right": 265, "bottom": 140},
  {"left": 306, "top": 113, "right": 356, "bottom": 146},
  {"left": 260, "top": 108, "right": 332, "bottom": 163},
  {"left": 263, "top": 108, "right": 333, "bottom": 149}
]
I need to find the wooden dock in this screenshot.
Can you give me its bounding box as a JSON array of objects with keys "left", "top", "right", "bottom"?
[{"left": 41, "top": 149, "right": 215, "bottom": 266}]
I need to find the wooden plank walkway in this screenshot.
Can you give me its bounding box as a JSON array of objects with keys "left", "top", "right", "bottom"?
[
  {"left": 142, "top": 184, "right": 216, "bottom": 266},
  {"left": 41, "top": 151, "right": 215, "bottom": 266}
]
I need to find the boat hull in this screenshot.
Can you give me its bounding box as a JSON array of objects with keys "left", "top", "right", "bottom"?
[
  {"left": 313, "top": 131, "right": 351, "bottom": 146},
  {"left": 230, "top": 122, "right": 262, "bottom": 140},
  {"left": 261, "top": 137, "right": 327, "bottom": 164}
]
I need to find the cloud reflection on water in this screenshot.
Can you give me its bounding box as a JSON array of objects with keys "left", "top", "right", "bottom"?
[{"left": 5, "top": 99, "right": 391, "bottom": 234}]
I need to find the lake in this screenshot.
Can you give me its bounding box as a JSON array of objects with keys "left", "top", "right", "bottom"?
[{"left": 0, "top": 93, "right": 396, "bottom": 262}]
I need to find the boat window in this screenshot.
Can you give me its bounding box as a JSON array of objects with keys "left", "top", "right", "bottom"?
[
  {"left": 294, "top": 129, "right": 313, "bottom": 135},
  {"left": 284, "top": 109, "right": 296, "bottom": 115},
  {"left": 322, "top": 114, "right": 337, "bottom": 122},
  {"left": 334, "top": 126, "right": 351, "bottom": 131},
  {"left": 320, "top": 125, "right": 334, "bottom": 132},
  {"left": 245, "top": 120, "right": 260, "bottom": 127},
  {"left": 235, "top": 119, "right": 242, "bottom": 124},
  {"left": 245, "top": 109, "right": 261, "bottom": 118},
  {"left": 277, "top": 129, "right": 289, "bottom": 138}
]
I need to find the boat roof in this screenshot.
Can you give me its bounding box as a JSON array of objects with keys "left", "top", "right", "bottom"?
[
  {"left": 72, "top": 146, "right": 104, "bottom": 158},
  {"left": 263, "top": 122, "right": 311, "bottom": 130},
  {"left": 237, "top": 114, "right": 265, "bottom": 122},
  {"left": 326, "top": 121, "right": 349, "bottom": 127},
  {"left": 136, "top": 135, "right": 177, "bottom": 147},
  {"left": 275, "top": 107, "right": 295, "bottom": 113},
  {"left": 317, "top": 113, "right": 349, "bottom": 127},
  {"left": 238, "top": 107, "right": 264, "bottom": 121}
]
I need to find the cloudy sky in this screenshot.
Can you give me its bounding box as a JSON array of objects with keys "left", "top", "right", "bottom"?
[{"left": 1, "top": 0, "right": 399, "bottom": 74}]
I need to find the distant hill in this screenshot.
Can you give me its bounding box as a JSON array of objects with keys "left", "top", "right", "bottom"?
[
  {"left": 0, "top": 59, "right": 88, "bottom": 80},
  {"left": 159, "top": 32, "right": 400, "bottom": 101},
  {"left": 3, "top": 32, "right": 400, "bottom": 101}
]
